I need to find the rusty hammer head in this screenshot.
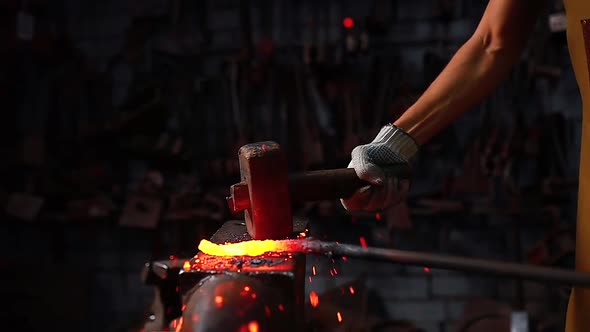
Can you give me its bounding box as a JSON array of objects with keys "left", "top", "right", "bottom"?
[{"left": 227, "top": 142, "right": 293, "bottom": 240}]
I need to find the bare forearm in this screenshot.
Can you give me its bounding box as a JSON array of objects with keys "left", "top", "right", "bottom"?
[
  {"left": 395, "top": 35, "right": 521, "bottom": 144},
  {"left": 394, "top": 0, "right": 543, "bottom": 145}
]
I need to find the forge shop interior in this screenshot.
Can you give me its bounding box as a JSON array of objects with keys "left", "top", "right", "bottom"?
[{"left": 1, "top": 1, "right": 586, "bottom": 332}]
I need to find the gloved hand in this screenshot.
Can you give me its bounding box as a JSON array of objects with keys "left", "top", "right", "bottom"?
[{"left": 341, "top": 124, "right": 418, "bottom": 212}]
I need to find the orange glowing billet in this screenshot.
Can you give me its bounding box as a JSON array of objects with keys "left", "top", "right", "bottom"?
[{"left": 198, "top": 239, "right": 295, "bottom": 257}]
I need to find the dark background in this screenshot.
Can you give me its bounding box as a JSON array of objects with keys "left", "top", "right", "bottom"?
[{"left": 0, "top": 0, "right": 582, "bottom": 331}]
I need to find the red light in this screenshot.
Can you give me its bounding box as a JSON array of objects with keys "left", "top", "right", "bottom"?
[{"left": 343, "top": 17, "right": 354, "bottom": 29}]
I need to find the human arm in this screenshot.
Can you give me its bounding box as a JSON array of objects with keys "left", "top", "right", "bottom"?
[
  {"left": 395, "top": 0, "right": 545, "bottom": 144},
  {"left": 343, "top": 0, "right": 546, "bottom": 211}
]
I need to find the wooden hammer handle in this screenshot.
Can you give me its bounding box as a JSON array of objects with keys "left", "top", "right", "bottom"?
[{"left": 289, "top": 164, "right": 410, "bottom": 203}]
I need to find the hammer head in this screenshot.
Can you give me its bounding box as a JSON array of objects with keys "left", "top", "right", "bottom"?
[{"left": 227, "top": 142, "right": 293, "bottom": 240}]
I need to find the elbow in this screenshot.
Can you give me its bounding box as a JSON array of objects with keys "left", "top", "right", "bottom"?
[{"left": 474, "top": 31, "right": 520, "bottom": 57}]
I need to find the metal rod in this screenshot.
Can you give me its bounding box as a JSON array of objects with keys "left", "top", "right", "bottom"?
[{"left": 300, "top": 240, "right": 590, "bottom": 287}]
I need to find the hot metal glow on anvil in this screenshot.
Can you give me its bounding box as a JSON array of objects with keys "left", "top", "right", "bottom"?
[{"left": 142, "top": 219, "right": 308, "bottom": 332}]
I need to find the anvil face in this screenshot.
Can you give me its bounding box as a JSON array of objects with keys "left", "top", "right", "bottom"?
[
  {"left": 187, "top": 252, "right": 299, "bottom": 274},
  {"left": 179, "top": 249, "right": 305, "bottom": 294}
]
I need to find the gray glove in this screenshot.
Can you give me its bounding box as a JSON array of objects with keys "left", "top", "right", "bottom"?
[{"left": 341, "top": 124, "right": 418, "bottom": 212}]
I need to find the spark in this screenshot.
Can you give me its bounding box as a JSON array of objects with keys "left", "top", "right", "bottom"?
[
  {"left": 309, "top": 291, "right": 319, "bottom": 308},
  {"left": 299, "top": 232, "right": 306, "bottom": 238},
  {"left": 244, "top": 286, "right": 251, "bottom": 292},
  {"left": 181, "top": 304, "right": 187, "bottom": 311},
  {"left": 309, "top": 276, "right": 313, "bottom": 283},
  {"left": 192, "top": 314, "right": 200, "bottom": 322},
  {"left": 182, "top": 261, "right": 191, "bottom": 271},
  {"left": 215, "top": 296, "right": 224, "bottom": 308},
  {"left": 375, "top": 213, "right": 381, "bottom": 220},
  {"left": 251, "top": 293, "right": 257, "bottom": 299},
  {"left": 175, "top": 317, "right": 183, "bottom": 332},
  {"left": 337, "top": 311, "right": 343, "bottom": 323},
  {"left": 342, "top": 256, "right": 348, "bottom": 261},
  {"left": 248, "top": 321, "right": 259, "bottom": 332},
  {"left": 169, "top": 255, "right": 176, "bottom": 260},
  {"left": 359, "top": 236, "right": 367, "bottom": 248},
  {"left": 333, "top": 268, "right": 338, "bottom": 275},
  {"left": 349, "top": 286, "right": 355, "bottom": 294},
  {"left": 312, "top": 266, "right": 317, "bottom": 275},
  {"left": 423, "top": 267, "right": 431, "bottom": 273},
  {"left": 278, "top": 304, "right": 284, "bottom": 311}
]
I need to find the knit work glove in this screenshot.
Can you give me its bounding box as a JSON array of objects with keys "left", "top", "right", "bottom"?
[{"left": 341, "top": 124, "right": 418, "bottom": 212}]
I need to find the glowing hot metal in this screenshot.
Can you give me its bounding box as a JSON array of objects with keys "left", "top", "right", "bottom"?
[{"left": 198, "top": 239, "right": 302, "bottom": 257}]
